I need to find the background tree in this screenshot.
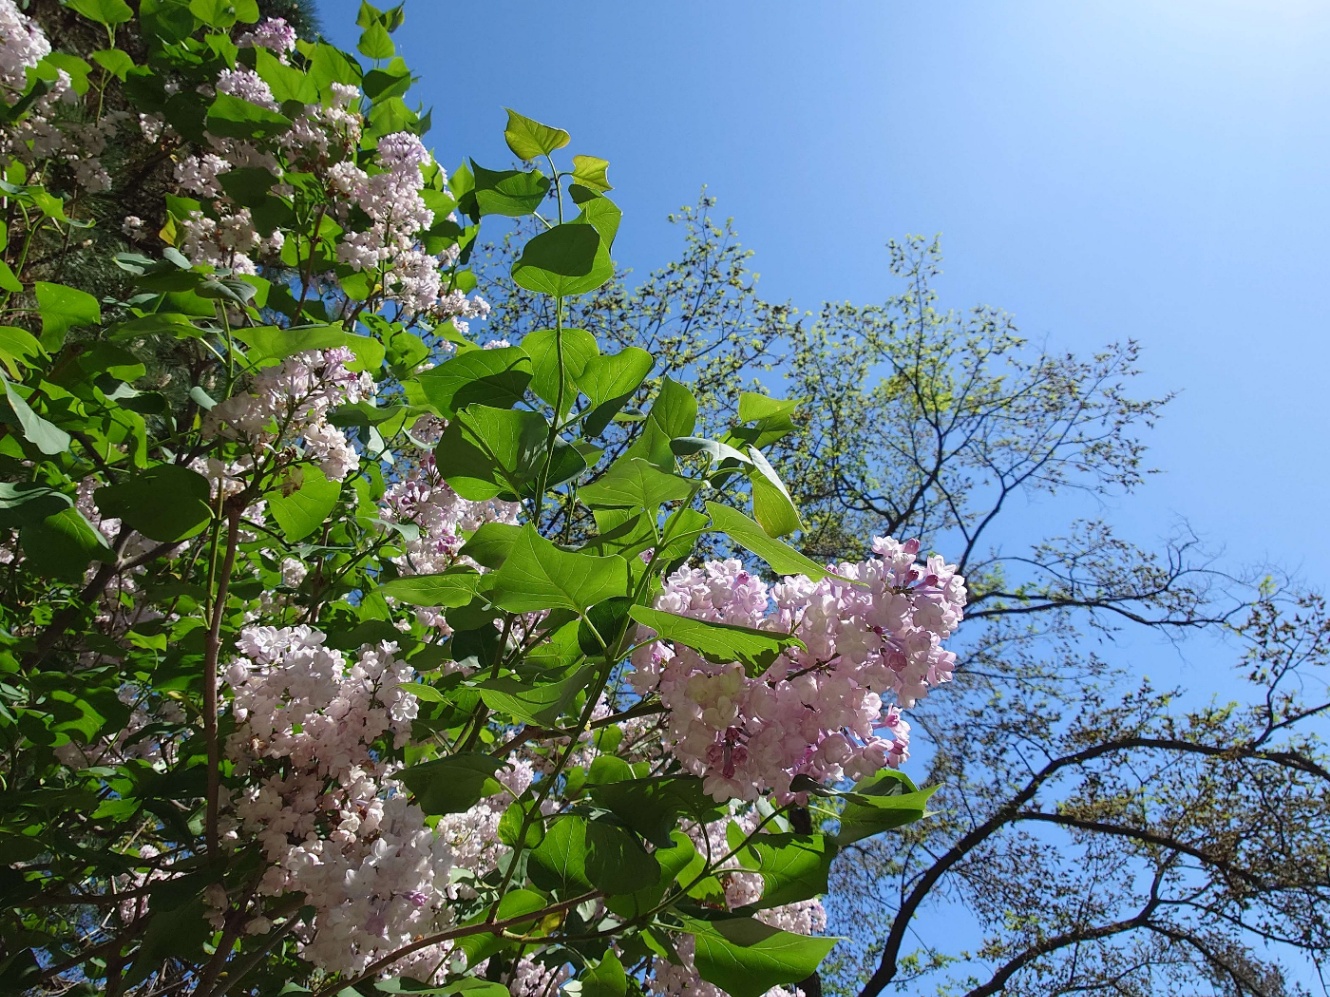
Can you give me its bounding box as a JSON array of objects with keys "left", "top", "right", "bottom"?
[
  {"left": 765, "top": 236, "right": 1329, "bottom": 995},
  {"left": 476, "top": 215, "right": 1330, "bottom": 994}
]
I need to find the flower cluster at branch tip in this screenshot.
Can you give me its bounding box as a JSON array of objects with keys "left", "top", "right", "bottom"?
[
  {"left": 632, "top": 538, "right": 966, "bottom": 801},
  {"left": 203, "top": 346, "right": 372, "bottom": 484},
  {"left": 647, "top": 809, "right": 828, "bottom": 997},
  {"left": 221, "top": 624, "right": 541, "bottom": 978},
  {"left": 381, "top": 449, "right": 521, "bottom": 630},
  {"left": 0, "top": 0, "right": 47, "bottom": 97},
  {"left": 223, "top": 625, "right": 446, "bottom": 973}
]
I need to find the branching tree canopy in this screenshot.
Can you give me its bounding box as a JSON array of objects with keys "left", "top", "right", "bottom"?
[{"left": 479, "top": 216, "right": 1328, "bottom": 994}]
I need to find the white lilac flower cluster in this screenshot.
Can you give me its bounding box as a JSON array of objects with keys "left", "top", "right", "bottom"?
[
  {"left": 0, "top": 0, "right": 113, "bottom": 188},
  {"left": 327, "top": 125, "right": 489, "bottom": 327},
  {"left": 165, "top": 23, "right": 490, "bottom": 324},
  {"left": 204, "top": 346, "right": 372, "bottom": 484},
  {"left": 0, "top": 0, "right": 47, "bottom": 96},
  {"left": 237, "top": 17, "right": 298, "bottom": 54},
  {"left": 381, "top": 451, "right": 521, "bottom": 630},
  {"left": 222, "top": 626, "right": 451, "bottom": 974},
  {"left": 631, "top": 538, "right": 966, "bottom": 802}
]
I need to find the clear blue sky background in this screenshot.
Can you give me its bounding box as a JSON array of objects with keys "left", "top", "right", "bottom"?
[
  {"left": 319, "top": 0, "right": 1327, "bottom": 980},
  {"left": 318, "top": 0, "right": 1330, "bottom": 592}
]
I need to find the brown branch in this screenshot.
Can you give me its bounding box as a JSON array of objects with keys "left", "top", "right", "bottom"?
[
  {"left": 960, "top": 904, "right": 1162, "bottom": 997},
  {"left": 1014, "top": 811, "right": 1268, "bottom": 889},
  {"left": 315, "top": 891, "right": 600, "bottom": 997},
  {"left": 855, "top": 734, "right": 1328, "bottom": 997}
]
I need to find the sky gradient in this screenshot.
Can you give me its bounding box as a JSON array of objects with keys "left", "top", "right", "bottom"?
[
  {"left": 321, "top": 0, "right": 1330, "bottom": 589},
  {"left": 318, "top": 0, "right": 1329, "bottom": 981}
]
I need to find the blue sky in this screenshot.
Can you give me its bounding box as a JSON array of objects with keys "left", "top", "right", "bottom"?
[
  {"left": 318, "top": 0, "right": 1328, "bottom": 982},
  {"left": 319, "top": 0, "right": 1330, "bottom": 592}
]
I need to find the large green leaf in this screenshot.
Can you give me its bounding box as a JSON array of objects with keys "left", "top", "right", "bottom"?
[
  {"left": 489, "top": 525, "right": 629, "bottom": 614},
  {"left": 433, "top": 405, "right": 547, "bottom": 501},
  {"left": 747, "top": 446, "right": 802, "bottom": 538},
  {"left": 233, "top": 325, "right": 384, "bottom": 372},
  {"left": 680, "top": 917, "right": 837, "bottom": 997},
  {"left": 732, "top": 392, "right": 800, "bottom": 448},
  {"left": 477, "top": 665, "right": 593, "bottom": 727},
  {"left": 579, "top": 347, "right": 654, "bottom": 437},
  {"left": 511, "top": 224, "right": 612, "bottom": 298},
  {"left": 629, "top": 606, "right": 803, "bottom": 675},
  {"left": 627, "top": 377, "right": 697, "bottom": 468},
  {"left": 456, "top": 522, "right": 523, "bottom": 569},
  {"left": 523, "top": 327, "right": 599, "bottom": 417},
  {"left": 377, "top": 570, "right": 481, "bottom": 607},
  {"left": 528, "top": 814, "right": 591, "bottom": 894},
  {"left": 264, "top": 465, "right": 341, "bottom": 542},
  {"left": 571, "top": 154, "right": 612, "bottom": 194},
  {"left": 20, "top": 506, "right": 113, "bottom": 581},
  {"left": 455, "top": 889, "right": 550, "bottom": 969},
  {"left": 1, "top": 376, "right": 69, "bottom": 455},
  {"left": 189, "top": 0, "right": 259, "bottom": 27},
  {"left": 398, "top": 753, "right": 506, "bottom": 816},
  {"left": 585, "top": 818, "right": 661, "bottom": 894},
  {"left": 706, "top": 502, "right": 841, "bottom": 582},
  {"left": 0, "top": 326, "right": 43, "bottom": 378},
  {"left": 204, "top": 93, "right": 291, "bottom": 140},
  {"left": 95, "top": 465, "right": 212, "bottom": 543},
  {"left": 737, "top": 833, "right": 836, "bottom": 908},
  {"left": 834, "top": 770, "right": 938, "bottom": 845},
  {"left": 0, "top": 482, "right": 71, "bottom": 528},
  {"left": 413, "top": 346, "right": 532, "bottom": 417},
  {"left": 462, "top": 163, "right": 550, "bottom": 218},
  {"left": 577, "top": 953, "right": 627, "bottom": 997},
  {"left": 357, "top": 21, "right": 395, "bottom": 59},
  {"left": 35, "top": 282, "right": 100, "bottom": 351},
  {"left": 66, "top": 0, "right": 134, "bottom": 25},
  {"left": 254, "top": 47, "right": 319, "bottom": 103},
  {"left": 587, "top": 775, "right": 722, "bottom": 847},
  {"left": 579, "top": 457, "right": 692, "bottom": 511},
  {"left": 217, "top": 167, "right": 278, "bottom": 208},
  {"left": 503, "top": 108, "right": 570, "bottom": 161},
  {"left": 529, "top": 815, "right": 660, "bottom": 897},
  {"left": 670, "top": 436, "right": 751, "bottom": 466},
  {"left": 603, "top": 831, "right": 697, "bottom": 920}
]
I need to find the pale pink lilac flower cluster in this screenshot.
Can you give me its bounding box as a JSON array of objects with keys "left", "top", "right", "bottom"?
[
  {"left": 237, "top": 16, "right": 297, "bottom": 54},
  {"left": 631, "top": 538, "right": 966, "bottom": 801},
  {"left": 221, "top": 623, "right": 540, "bottom": 977},
  {"left": 222, "top": 625, "right": 453, "bottom": 974},
  {"left": 204, "top": 346, "right": 372, "bottom": 482},
  {"left": 505, "top": 956, "right": 571, "bottom": 997},
  {"left": 648, "top": 811, "right": 828, "bottom": 997},
  {"left": 0, "top": 1, "right": 111, "bottom": 188},
  {"left": 0, "top": 0, "right": 48, "bottom": 96},
  {"left": 329, "top": 130, "right": 490, "bottom": 322},
  {"left": 381, "top": 452, "right": 520, "bottom": 630},
  {"left": 169, "top": 48, "right": 351, "bottom": 274},
  {"left": 215, "top": 65, "right": 280, "bottom": 110}
]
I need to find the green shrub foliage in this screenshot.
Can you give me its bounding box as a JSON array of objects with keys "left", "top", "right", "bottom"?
[{"left": 0, "top": 3, "right": 967, "bottom": 995}]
